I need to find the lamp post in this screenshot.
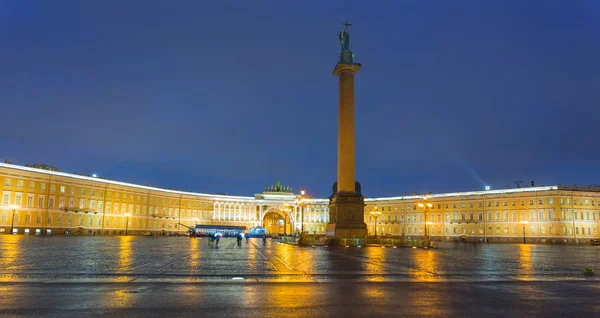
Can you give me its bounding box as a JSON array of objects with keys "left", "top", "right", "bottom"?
[
  {"left": 294, "top": 189, "right": 307, "bottom": 244},
  {"left": 425, "top": 221, "right": 432, "bottom": 238},
  {"left": 191, "top": 218, "right": 199, "bottom": 237},
  {"left": 294, "top": 189, "right": 306, "bottom": 234},
  {"left": 520, "top": 220, "right": 528, "bottom": 244},
  {"left": 370, "top": 206, "right": 381, "bottom": 237},
  {"left": 9, "top": 205, "right": 19, "bottom": 234},
  {"left": 124, "top": 213, "right": 131, "bottom": 236},
  {"left": 418, "top": 201, "right": 433, "bottom": 240}
]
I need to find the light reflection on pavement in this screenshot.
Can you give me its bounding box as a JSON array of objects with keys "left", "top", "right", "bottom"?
[{"left": 0, "top": 236, "right": 599, "bottom": 282}]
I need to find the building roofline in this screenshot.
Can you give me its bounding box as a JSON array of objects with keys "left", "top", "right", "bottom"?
[
  {"left": 364, "top": 186, "right": 560, "bottom": 202},
  {"left": 0, "top": 162, "right": 255, "bottom": 201},
  {"left": 3, "top": 162, "right": 597, "bottom": 203}
]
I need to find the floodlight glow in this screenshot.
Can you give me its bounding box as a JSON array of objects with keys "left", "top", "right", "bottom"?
[{"left": 485, "top": 185, "right": 491, "bottom": 191}]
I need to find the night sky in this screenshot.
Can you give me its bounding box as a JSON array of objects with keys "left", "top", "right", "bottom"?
[{"left": 1, "top": 1, "right": 598, "bottom": 198}]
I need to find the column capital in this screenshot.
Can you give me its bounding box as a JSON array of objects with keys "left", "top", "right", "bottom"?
[{"left": 333, "top": 62, "right": 361, "bottom": 76}]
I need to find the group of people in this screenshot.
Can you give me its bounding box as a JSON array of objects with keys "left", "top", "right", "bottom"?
[
  {"left": 208, "top": 234, "right": 220, "bottom": 247},
  {"left": 208, "top": 233, "right": 267, "bottom": 248}
]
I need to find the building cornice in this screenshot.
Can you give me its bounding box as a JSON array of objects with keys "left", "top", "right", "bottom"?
[{"left": 4, "top": 162, "right": 598, "bottom": 204}]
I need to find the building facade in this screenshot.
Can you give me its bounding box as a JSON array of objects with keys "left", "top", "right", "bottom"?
[{"left": 1, "top": 162, "right": 599, "bottom": 243}]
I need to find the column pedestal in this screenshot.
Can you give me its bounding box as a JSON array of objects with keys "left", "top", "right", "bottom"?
[{"left": 326, "top": 192, "right": 368, "bottom": 241}]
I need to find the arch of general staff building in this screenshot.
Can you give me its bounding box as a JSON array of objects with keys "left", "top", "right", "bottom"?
[{"left": 1, "top": 162, "right": 600, "bottom": 244}]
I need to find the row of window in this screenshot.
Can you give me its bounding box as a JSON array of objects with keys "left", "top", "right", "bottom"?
[
  {"left": 368, "top": 210, "right": 599, "bottom": 223},
  {"left": 2, "top": 178, "right": 214, "bottom": 208},
  {"left": 0, "top": 212, "right": 198, "bottom": 230},
  {"left": 374, "top": 224, "right": 599, "bottom": 236},
  {"left": 375, "top": 197, "right": 600, "bottom": 212}
]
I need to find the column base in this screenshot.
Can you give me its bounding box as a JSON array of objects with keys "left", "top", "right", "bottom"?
[{"left": 326, "top": 192, "right": 368, "bottom": 240}]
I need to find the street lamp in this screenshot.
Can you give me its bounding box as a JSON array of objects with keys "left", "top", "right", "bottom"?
[
  {"left": 294, "top": 189, "right": 306, "bottom": 235},
  {"left": 519, "top": 220, "right": 528, "bottom": 244},
  {"left": 124, "top": 213, "right": 131, "bottom": 236},
  {"left": 425, "top": 221, "right": 432, "bottom": 237},
  {"left": 418, "top": 202, "right": 433, "bottom": 238},
  {"left": 9, "top": 205, "right": 19, "bottom": 234},
  {"left": 370, "top": 206, "right": 381, "bottom": 237}
]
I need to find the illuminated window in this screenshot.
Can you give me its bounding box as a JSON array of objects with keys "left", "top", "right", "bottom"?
[
  {"left": 28, "top": 182, "right": 34, "bottom": 189},
  {"left": 548, "top": 198, "right": 553, "bottom": 205},
  {"left": 4, "top": 179, "right": 11, "bottom": 186},
  {"left": 16, "top": 180, "right": 23, "bottom": 188},
  {"left": 60, "top": 186, "right": 65, "bottom": 193},
  {"left": 2, "top": 193, "right": 9, "bottom": 205},
  {"left": 40, "top": 183, "right": 46, "bottom": 191}
]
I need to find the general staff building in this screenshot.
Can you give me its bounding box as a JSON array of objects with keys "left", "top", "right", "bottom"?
[{"left": 1, "top": 162, "right": 599, "bottom": 244}]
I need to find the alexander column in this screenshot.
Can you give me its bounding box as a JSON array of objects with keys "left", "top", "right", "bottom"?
[{"left": 326, "top": 21, "right": 368, "bottom": 241}]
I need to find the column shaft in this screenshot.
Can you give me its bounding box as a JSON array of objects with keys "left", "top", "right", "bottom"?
[{"left": 337, "top": 70, "right": 356, "bottom": 193}]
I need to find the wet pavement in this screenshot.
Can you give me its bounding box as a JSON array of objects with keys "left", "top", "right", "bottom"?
[
  {"left": 1, "top": 236, "right": 599, "bottom": 282},
  {"left": 1, "top": 281, "right": 599, "bottom": 317},
  {"left": 1, "top": 236, "right": 600, "bottom": 316}
]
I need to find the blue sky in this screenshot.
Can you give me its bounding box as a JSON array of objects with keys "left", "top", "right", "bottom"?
[{"left": 0, "top": 0, "right": 598, "bottom": 197}]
